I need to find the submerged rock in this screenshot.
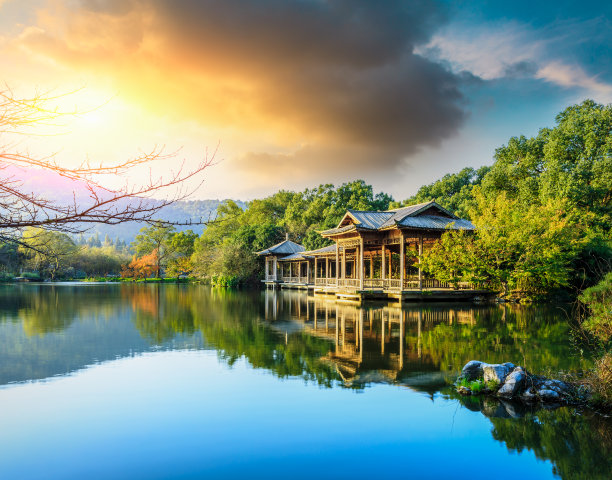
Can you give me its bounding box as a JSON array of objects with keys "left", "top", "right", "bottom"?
[
  {"left": 520, "top": 388, "right": 537, "bottom": 403},
  {"left": 457, "top": 386, "right": 472, "bottom": 396},
  {"left": 538, "top": 389, "right": 562, "bottom": 402}
]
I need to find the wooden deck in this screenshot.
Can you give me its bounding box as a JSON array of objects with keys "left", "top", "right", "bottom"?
[{"left": 264, "top": 278, "right": 491, "bottom": 302}]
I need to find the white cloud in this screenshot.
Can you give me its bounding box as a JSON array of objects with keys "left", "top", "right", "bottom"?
[
  {"left": 419, "top": 19, "right": 612, "bottom": 102},
  {"left": 417, "top": 21, "right": 541, "bottom": 80},
  {"left": 536, "top": 62, "right": 612, "bottom": 101}
]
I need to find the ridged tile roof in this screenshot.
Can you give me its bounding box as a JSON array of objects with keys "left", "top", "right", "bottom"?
[
  {"left": 320, "top": 200, "right": 473, "bottom": 236},
  {"left": 303, "top": 244, "right": 337, "bottom": 255},
  {"left": 397, "top": 215, "right": 475, "bottom": 230},
  {"left": 278, "top": 251, "right": 310, "bottom": 261},
  {"left": 256, "top": 239, "right": 305, "bottom": 256},
  {"left": 346, "top": 210, "right": 394, "bottom": 229}
]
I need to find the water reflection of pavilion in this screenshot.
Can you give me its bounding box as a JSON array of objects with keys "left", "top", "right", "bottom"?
[{"left": 264, "top": 289, "right": 481, "bottom": 392}]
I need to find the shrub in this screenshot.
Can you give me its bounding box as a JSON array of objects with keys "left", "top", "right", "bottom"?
[{"left": 211, "top": 274, "right": 240, "bottom": 287}]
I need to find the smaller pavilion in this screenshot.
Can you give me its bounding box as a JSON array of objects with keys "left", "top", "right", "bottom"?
[{"left": 256, "top": 235, "right": 307, "bottom": 285}]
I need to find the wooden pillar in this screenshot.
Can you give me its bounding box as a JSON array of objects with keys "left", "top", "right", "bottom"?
[
  {"left": 335, "top": 306, "right": 339, "bottom": 352},
  {"left": 381, "top": 311, "right": 385, "bottom": 354},
  {"left": 418, "top": 235, "right": 423, "bottom": 290},
  {"left": 417, "top": 310, "right": 422, "bottom": 359},
  {"left": 265, "top": 257, "right": 269, "bottom": 279},
  {"left": 359, "top": 309, "right": 364, "bottom": 362},
  {"left": 359, "top": 237, "right": 364, "bottom": 290},
  {"left": 370, "top": 256, "right": 374, "bottom": 279},
  {"left": 342, "top": 245, "right": 346, "bottom": 279},
  {"left": 273, "top": 257, "right": 278, "bottom": 280},
  {"left": 325, "top": 257, "right": 329, "bottom": 280},
  {"left": 314, "top": 258, "right": 317, "bottom": 283},
  {"left": 381, "top": 244, "right": 386, "bottom": 280},
  {"left": 399, "top": 310, "right": 404, "bottom": 370},
  {"left": 399, "top": 232, "right": 405, "bottom": 290},
  {"left": 306, "top": 260, "right": 310, "bottom": 283},
  {"left": 388, "top": 250, "right": 393, "bottom": 279},
  {"left": 335, "top": 241, "right": 340, "bottom": 286}
]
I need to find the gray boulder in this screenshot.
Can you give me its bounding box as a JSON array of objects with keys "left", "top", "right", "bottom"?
[
  {"left": 542, "top": 379, "right": 571, "bottom": 395},
  {"left": 497, "top": 367, "right": 526, "bottom": 397},
  {"left": 537, "top": 388, "right": 562, "bottom": 403},
  {"left": 460, "top": 360, "right": 488, "bottom": 381},
  {"left": 483, "top": 363, "right": 515, "bottom": 384}
]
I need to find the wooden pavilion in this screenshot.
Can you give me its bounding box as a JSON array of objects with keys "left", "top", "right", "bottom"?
[{"left": 257, "top": 201, "right": 486, "bottom": 301}]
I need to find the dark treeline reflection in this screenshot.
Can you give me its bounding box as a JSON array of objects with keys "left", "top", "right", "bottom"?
[
  {"left": 446, "top": 390, "right": 612, "bottom": 480},
  {"left": 1, "top": 284, "right": 609, "bottom": 479}
]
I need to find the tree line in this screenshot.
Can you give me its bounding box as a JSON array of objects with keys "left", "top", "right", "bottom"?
[{"left": 1, "top": 100, "right": 610, "bottom": 297}]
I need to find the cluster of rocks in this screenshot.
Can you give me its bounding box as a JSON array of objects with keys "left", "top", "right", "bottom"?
[{"left": 457, "top": 360, "right": 582, "bottom": 405}]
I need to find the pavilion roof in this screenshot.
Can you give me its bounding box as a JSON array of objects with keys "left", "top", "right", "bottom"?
[
  {"left": 278, "top": 251, "right": 311, "bottom": 261},
  {"left": 255, "top": 239, "right": 305, "bottom": 256},
  {"left": 320, "top": 200, "right": 474, "bottom": 236},
  {"left": 303, "top": 244, "right": 337, "bottom": 256}
]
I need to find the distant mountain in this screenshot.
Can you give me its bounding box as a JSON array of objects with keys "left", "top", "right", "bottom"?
[
  {"left": 80, "top": 199, "right": 247, "bottom": 243},
  {"left": 2, "top": 164, "right": 246, "bottom": 243}
]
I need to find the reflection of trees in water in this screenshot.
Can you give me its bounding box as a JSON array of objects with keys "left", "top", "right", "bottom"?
[
  {"left": 491, "top": 409, "right": 611, "bottom": 480},
  {"left": 125, "top": 285, "right": 340, "bottom": 386},
  {"left": 0, "top": 285, "right": 122, "bottom": 336},
  {"left": 410, "top": 305, "right": 592, "bottom": 376},
  {"left": 269, "top": 291, "right": 590, "bottom": 387},
  {"left": 447, "top": 388, "right": 611, "bottom": 480}
]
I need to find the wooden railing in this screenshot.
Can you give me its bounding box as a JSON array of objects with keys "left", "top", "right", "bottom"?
[
  {"left": 337, "top": 278, "right": 361, "bottom": 288},
  {"left": 279, "top": 275, "right": 487, "bottom": 290},
  {"left": 265, "top": 274, "right": 281, "bottom": 282},
  {"left": 363, "top": 278, "right": 384, "bottom": 289},
  {"left": 421, "top": 279, "right": 450, "bottom": 289}
]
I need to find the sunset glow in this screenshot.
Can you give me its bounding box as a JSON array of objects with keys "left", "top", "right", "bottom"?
[{"left": 1, "top": 0, "right": 611, "bottom": 199}]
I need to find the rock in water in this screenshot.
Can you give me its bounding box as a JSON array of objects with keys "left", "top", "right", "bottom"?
[
  {"left": 498, "top": 367, "right": 526, "bottom": 397},
  {"left": 457, "top": 386, "right": 472, "bottom": 396},
  {"left": 461, "top": 360, "right": 488, "bottom": 381},
  {"left": 483, "top": 363, "right": 515, "bottom": 384},
  {"left": 538, "top": 389, "right": 562, "bottom": 403},
  {"left": 520, "top": 387, "right": 537, "bottom": 403}
]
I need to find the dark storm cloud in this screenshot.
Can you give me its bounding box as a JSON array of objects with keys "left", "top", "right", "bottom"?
[
  {"left": 503, "top": 61, "right": 538, "bottom": 78},
  {"left": 63, "top": 1, "right": 470, "bottom": 176}
]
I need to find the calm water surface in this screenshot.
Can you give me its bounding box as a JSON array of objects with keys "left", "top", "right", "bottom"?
[{"left": 0, "top": 284, "right": 609, "bottom": 479}]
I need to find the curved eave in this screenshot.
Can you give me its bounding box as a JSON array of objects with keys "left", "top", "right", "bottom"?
[{"left": 319, "top": 225, "right": 373, "bottom": 237}]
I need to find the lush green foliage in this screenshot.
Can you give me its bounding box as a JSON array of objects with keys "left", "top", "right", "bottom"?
[
  {"left": 420, "top": 100, "right": 611, "bottom": 297},
  {"left": 19, "top": 228, "right": 78, "bottom": 280},
  {"left": 191, "top": 180, "right": 393, "bottom": 283},
  {"left": 580, "top": 272, "right": 612, "bottom": 344},
  {"left": 393, "top": 166, "right": 491, "bottom": 218}
]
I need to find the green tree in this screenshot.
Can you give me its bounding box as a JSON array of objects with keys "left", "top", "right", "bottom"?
[
  {"left": 132, "top": 223, "right": 177, "bottom": 277},
  {"left": 19, "top": 228, "right": 78, "bottom": 279},
  {"left": 394, "top": 166, "right": 491, "bottom": 218}
]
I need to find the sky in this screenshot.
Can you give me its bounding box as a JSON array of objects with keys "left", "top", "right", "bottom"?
[{"left": 0, "top": 0, "right": 610, "bottom": 201}]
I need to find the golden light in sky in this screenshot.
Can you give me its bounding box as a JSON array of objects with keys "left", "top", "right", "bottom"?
[{"left": 1, "top": 0, "right": 611, "bottom": 200}]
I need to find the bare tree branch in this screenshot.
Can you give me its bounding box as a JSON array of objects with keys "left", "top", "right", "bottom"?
[{"left": 0, "top": 87, "right": 218, "bottom": 248}]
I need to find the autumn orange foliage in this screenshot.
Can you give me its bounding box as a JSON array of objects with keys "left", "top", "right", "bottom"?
[{"left": 121, "top": 249, "right": 159, "bottom": 279}]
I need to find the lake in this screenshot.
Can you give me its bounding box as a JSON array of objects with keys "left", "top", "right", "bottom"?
[{"left": 0, "top": 283, "right": 609, "bottom": 479}]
